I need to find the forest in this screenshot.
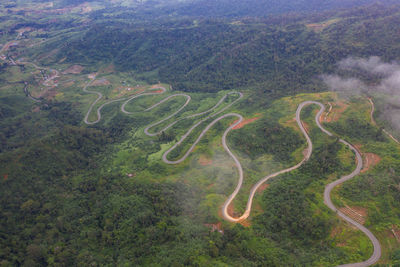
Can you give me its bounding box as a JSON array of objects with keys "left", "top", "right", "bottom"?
[{"left": 1, "top": 0, "right": 400, "bottom": 266}]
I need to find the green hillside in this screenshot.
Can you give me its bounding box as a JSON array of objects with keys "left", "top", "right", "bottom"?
[{"left": 1, "top": 1, "right": 400, "bottom": 266}]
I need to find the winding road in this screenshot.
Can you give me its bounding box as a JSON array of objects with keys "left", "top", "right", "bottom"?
[
  {"left": 83, "top": 82, "right": 381, "bottom": 266},
  {"left": 305, "top": 101, "right": 381, "bottom": 267}
]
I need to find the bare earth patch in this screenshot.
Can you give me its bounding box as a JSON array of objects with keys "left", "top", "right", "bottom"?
[
  {"left": 339, "top": 206, "right": 368, "bottom": 225},
  {"left": 330, "top": 226, "right": 342, "bottom": 238},
  {"left": 62, "top": 65, "right": 84, "bottom": 74},
  {"left": 88, "top": 73, "right": 97, "bottom": 80},
  {"left": 306, "top": 19, "right": 340, "bottom": 33},
  {"left": 204, "top": 222, "right": 224, "bottom": 234},
  {"left": 361, "top": 153, "right": 381, "bottom": 173},
  {"left": 225, "top": 202, "right": 251, "bottom": 227},
  {"left": 233, "top": 116, "right": 260, "bottom": 130},
  {"left": 41, "top": 89, "right": 59, "bottom": 100},
  {"left": 227, "top": 202, "right": 239, "bottom": 218},
  {"left": 302, "top": 148, "right": 309, "bottom": 158},
  {"left": 198, "top": 155, "right": 213, "bottom": 166},
  {"left": 91, "top": 78, "right": 110, "bottom": 86},
  {"left": 324, "top": 101, "right": 349, "bottom": 122},
  {"left": 391, "top": 225, "right": 400, "bottom": 242},
  {"left": 256, "top": 183, "right": 269, "bottom": 193},
  {"left": 63, "top": 81, "right": 75, "bottom": 87},
  {"left": 301, "top": 121, "right": 310, "bottom": 134},
  {"left": 101, "top": 64, "right": 115, "bottom": 74},
  {"left": 354, "top": 144, "right": 381, "bottom": 173}
]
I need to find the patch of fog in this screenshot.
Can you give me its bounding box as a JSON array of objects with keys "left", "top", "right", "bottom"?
[
  {"left": 321, "top": 56, "right": 400, "bottom": 131},
  {"left": 205, "top": 149, "right": 284, "bottom": 196}
]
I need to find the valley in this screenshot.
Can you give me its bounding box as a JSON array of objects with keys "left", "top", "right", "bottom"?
[{"left": 1, "top": 1, "right": 400, "bottom": 266}]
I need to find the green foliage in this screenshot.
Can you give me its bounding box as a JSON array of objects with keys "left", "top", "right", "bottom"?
[
  {"left": 330, "top": 117, "right": 386, "bottom": 143},
  {"left": 2, "top": 1, "right": 400, "bottom": 265},
  {"left": 254, "top": 174, "right": 332, "bottom": 243},
  {"left": 302, "top": 138, "right": 343, "bottom": 176},
  {"left": 230, "top": 119, "right": 304, "bottom": 162}
]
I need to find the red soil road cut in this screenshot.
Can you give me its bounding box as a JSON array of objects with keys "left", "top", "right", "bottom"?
[
  {"left": 354, "top": 144, "right": 381, "bottom": 173},
  {"left": 361, "top": 153, "right": 381, "bottom": 173},
  {"left": 232, "top": 116, "right": 260, "bottom": 130},
  {"left": 256, "top": 183, "right": 269, "bottom": 193},
  {"left": 324, "top": 101, "right": 349, "bottom": 122},
  {"left": 338, "top": 206, "right": 368, "bottom": 225}
]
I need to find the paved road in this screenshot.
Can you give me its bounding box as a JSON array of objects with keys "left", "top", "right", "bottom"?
[
  {"left": 16, "top": 60, "right": 60, "bottom": 87},
  {"left": 83, "top": 83, "right": 243, "bottom": 166},
  {"left": 82, "top": 84, "right": 381, "bottom": 266},
  {"left": 222, "top": 100, "right": 380, "bottom": 266},
  {"left": 23, "top": 82, "right": 41, "bottom": 102},
  {"left": 221, "top": 101, "right": 319, "bottom": 222},
  {"left": 306, "top": 101, "right": 381, "bottom": 267}
]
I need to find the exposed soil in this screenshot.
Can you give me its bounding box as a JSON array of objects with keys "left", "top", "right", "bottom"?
[
  {"left": 62, "top": 65, "right": 84, "bottom": 74},
  {"left": 330, "top": 226, "right": 341, "bottom": 238},
  {"left": 204, "top": 222, "right": 224, "bottom": 234},
  {"left": 256, "top": 183, "right": 269, "bottom": 193},
  {"left": 306, "top": 19, "right": 340, "bottom": 33},
  {"left": 361, "top": 153, "right": 381, "bottom": 173},
  {"left": 3, "top": 174, "right": 8, "bottom": 181},
  {"left": 63, "top": 81, "right": 75, "bottom": 87},
  {"left": 91, "top": 78, "right": 110, "bottom": 86},
  {"left": 339, "top": 206, "right": 367, "bottom": 225},
  {"left": 88, "top": 73, "right": 97, "bottom": 80},
  {"left": 301, "top": 121, "right": 310, "bottom": 134},
  {"left": 39, "top": 89, "right": 58, "bottom": 100},
  {"left": 351, "top": 206, "right": 368, "bottom": 217},
  {"left": 391, "top": 225, "right": 400, "bottom": 242},
  {"left": 227, "top": 202, "right": 239, "bottom": 218},
  {"left": 324, "top": 101, "right": 349, "bottom": 122},
  {"left": 239, "top": 220, "right": 251, "bottom": 227},
  {"left": 353, "top": 144, "right": 381, "bottom": 173},
  {"left": 224, "top": 203, "right": 250, "bottom": 226},
  {"left": 336, "top": 242, "right": 348, "bottom": 247},
  {"left": 198, "top": 155, "right": 213, "bottom": 166},
  {"left": 233, "top": 116, "right": 260, "bottom": 129},
  {"left": 306, "top": 23, "right": 331, "bottom": 33},
  {"left": 101, "top": 64, "right": 115, "bottom": 74}
]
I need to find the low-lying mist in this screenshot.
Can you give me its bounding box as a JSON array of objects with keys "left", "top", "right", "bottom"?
[{"left": 321, "top": 56, "right": 400, "bottom": 131}]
